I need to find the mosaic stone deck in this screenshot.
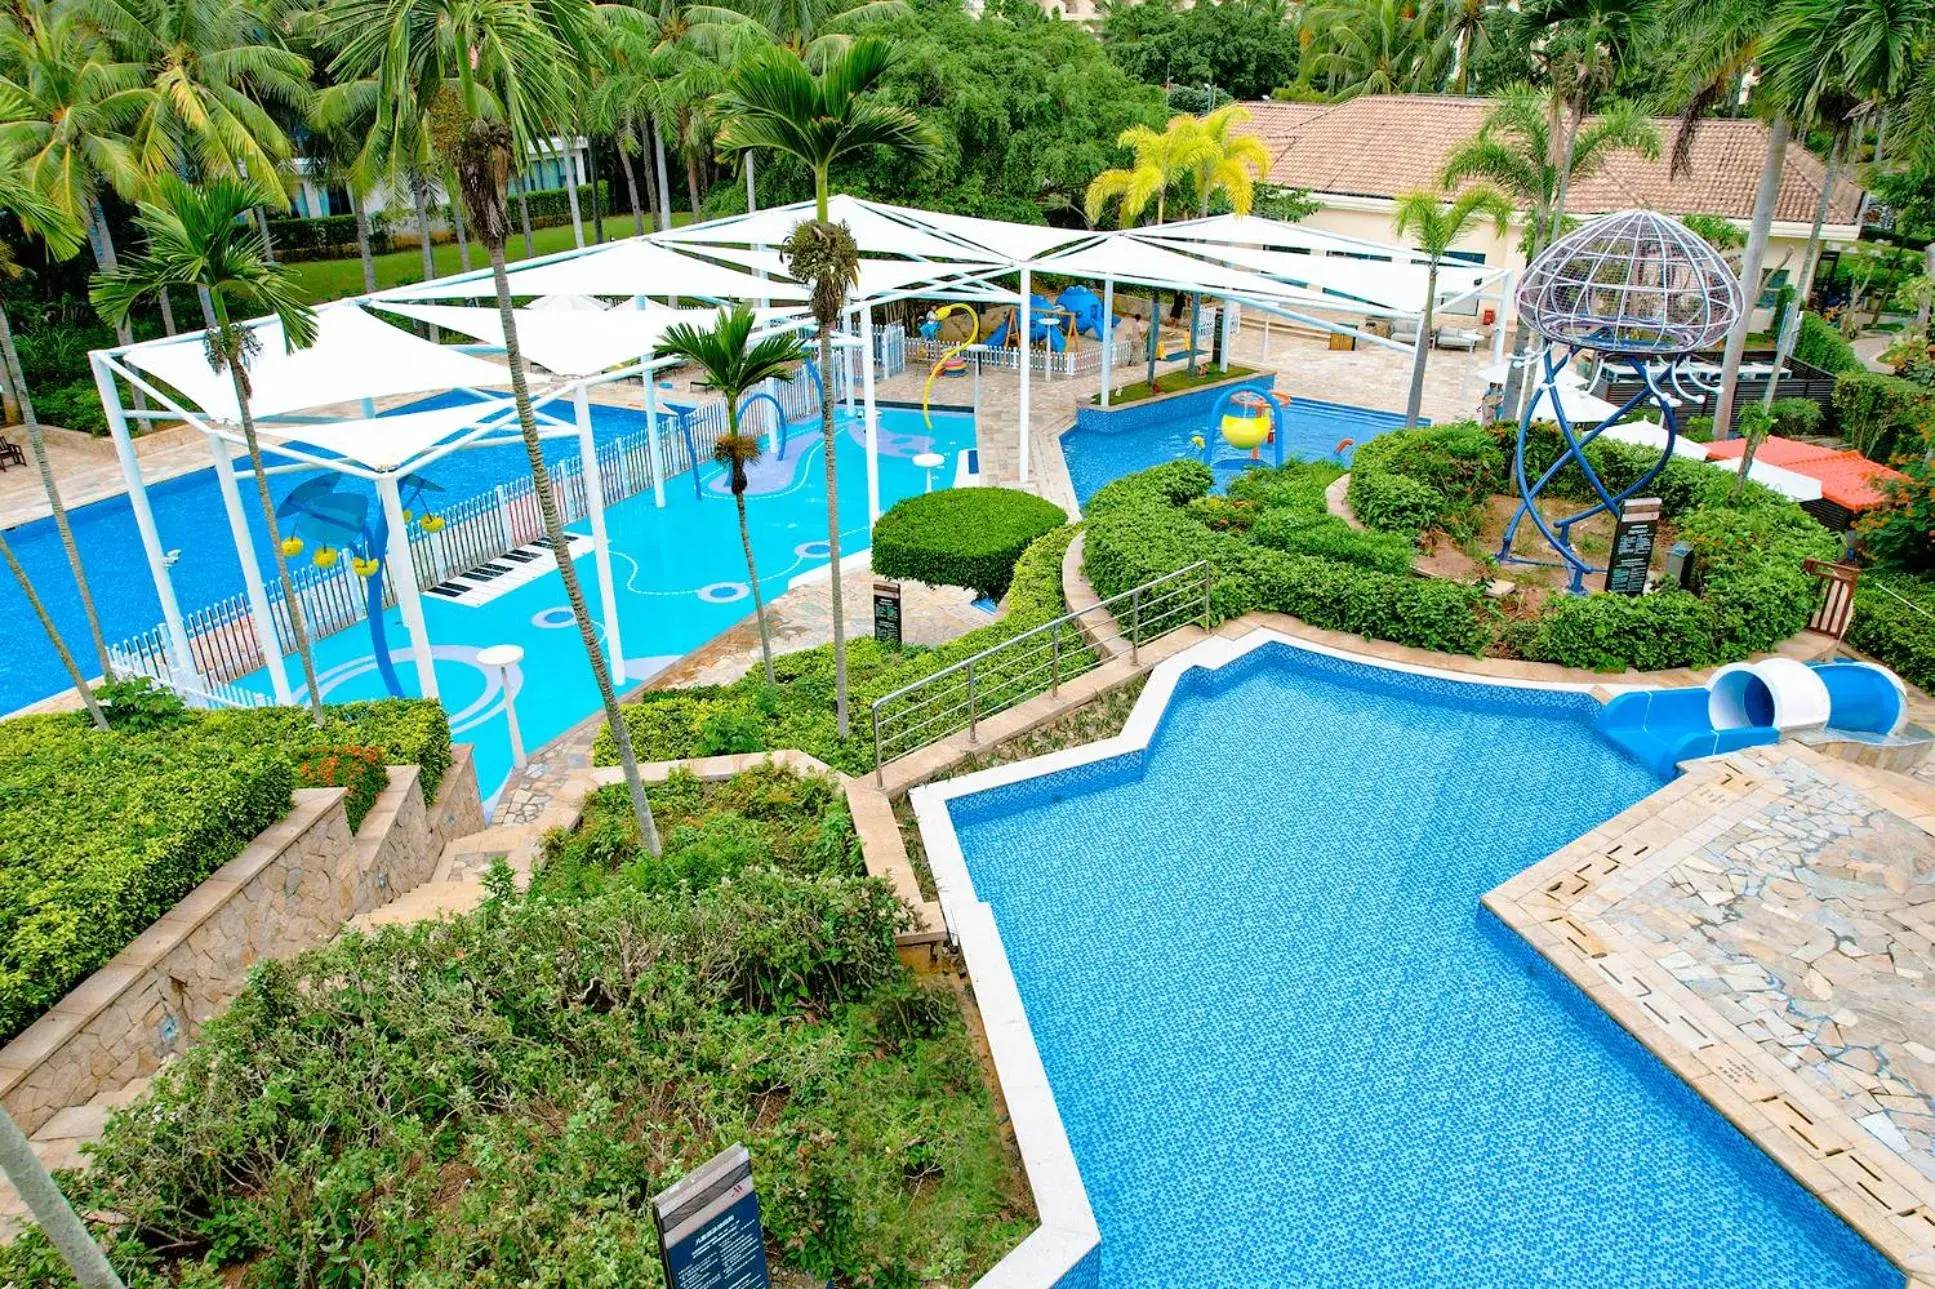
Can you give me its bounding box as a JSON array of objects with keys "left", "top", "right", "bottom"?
[{"left": 1488, "top": 742, "right": 1935, "bottom": 1282}]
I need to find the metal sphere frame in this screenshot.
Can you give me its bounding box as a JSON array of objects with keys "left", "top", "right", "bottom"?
[{"left": 1499, "top": 211, "right": 1746, "bottom": 594}]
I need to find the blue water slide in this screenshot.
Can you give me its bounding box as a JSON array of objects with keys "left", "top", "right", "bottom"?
[{"left": 1597, "top": 659, "right": 1910, "bottom": 778}]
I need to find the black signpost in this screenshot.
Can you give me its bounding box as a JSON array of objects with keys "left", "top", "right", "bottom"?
[
  {"left": 653, "top": 1144, "right": 771, "bottom": 1289},
  {"left": 873, "top": 580, "right": 903, "bottom": 648},
  {"left": 1604, "top": 497, "right": 1662, "bottom": 596}
]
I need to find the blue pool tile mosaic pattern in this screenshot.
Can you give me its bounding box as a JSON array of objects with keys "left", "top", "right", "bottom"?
[{"left": 947, "top": 644, "right": 1898, "bottom": 1288}]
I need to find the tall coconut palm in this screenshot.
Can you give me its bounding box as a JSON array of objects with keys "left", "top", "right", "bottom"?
[
  {"left": 657, "top": 305, "right": 809, "bottom": 685},
  {"left": 1087, "top": 114, "right": 1216, "bottom": 389},
  {"left": 328, "top": 0, "right": 663, "bottom": 855},
  {"left": 91, "top": 174, "right": 326, "bottom": 719},
  {"left": 1436, "top": 0, "right": 1494, "bottom": 95},
  {"left": 1181, "top": 105, "right": 1270, "bottom": 375},
  {"left": 1520, "top": 0, "right": 1645, "bottom": 226},
  {"left": 1309, "top": 0, "right": 1443, "bottom": 97},
  {"left": 718, "top": 37, "right": 935, "bottom": 741},
  {"left": 1441, "top": 87, "right": 1657, "bottom": 418},
  {"left": 1391, "top": 187, "right": 1513, "bottom": 426},
  {"left": 0, "top": 159, "right": 110, "bottom": 729}
]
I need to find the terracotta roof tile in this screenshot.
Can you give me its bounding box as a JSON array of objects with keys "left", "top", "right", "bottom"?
[
  {"left": 1704, "top": 437, "right": 1905, "bottom": 509},
  {"left": 1240, "top": 96, "right": 1863, "bottom": 225}
]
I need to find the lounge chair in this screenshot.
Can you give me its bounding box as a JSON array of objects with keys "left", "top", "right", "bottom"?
[{"left": 0, "top": 436, "right": 23, "bottom": 470}]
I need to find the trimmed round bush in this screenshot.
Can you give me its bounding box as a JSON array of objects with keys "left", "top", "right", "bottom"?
[{"left": 871, "top": 486, "right": 1066, "bottom": 599}]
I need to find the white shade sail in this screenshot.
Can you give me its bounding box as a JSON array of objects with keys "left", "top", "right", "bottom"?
[
  {"left": 121, "top": 302, "right": 513, "bottom": 422},
  {"left": 374, "top": 300, "right": 807, "bottom": 377},
  {"left": 656, "top": 194, "right": 981, "bottom": 261},
  {"left": 884, "top": 203, "right": 1096, "bottom": 262},
  {"left": 377, "top": 239, "right": 812, "bottom": 304},
  {"left": 1138, "top": 235, "right": 1493, "bottom": 315},
  {"left": 527, "top": 293, "right": 610, "bottom": 311},
  {"left": 694, "top": 247, "right": 1006, "bottom": 300},
  {"left": 1153, "top": 213, "right": 1444, "bottom": 264},
  {"left": 244, "top": 399, "right": 523, "bottom": 472},
  {"left": 1032, "top": 237, "right": 1383, "bottom": 312}
]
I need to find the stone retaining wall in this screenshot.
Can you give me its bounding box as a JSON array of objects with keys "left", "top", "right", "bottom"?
[{"left": 0, "top": 746, "right": 483, "bottom": 1134}]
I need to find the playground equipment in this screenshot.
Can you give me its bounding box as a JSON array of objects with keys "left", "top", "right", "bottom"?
[
  {"left": 922, "top": 304, "right": 979, "bottom": 429},
  {"left": 1198, "top": 387, "right": 1286, "bottom": 473},
  {"left": 1499, "top": 211, "right": 1744, "bottom": 594},
  {"left": 1598, "top": 658, "right": 1924, "bottom": 778},
  {"left": 276, "top": 472, "right": 447, "bottom": 699}
]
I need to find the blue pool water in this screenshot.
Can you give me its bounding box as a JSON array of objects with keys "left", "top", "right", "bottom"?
[
  {"left": 1060, "top": 395, "right": 1412, "bottom": 509},
  {"left": 0, "top": 391, "right": 681, "bottom": 718},
  {"left": 222, "top": 404, "right": 971, "bottom": 802},
  {"left": 946, "top": 643, "right": 1896, "bottom": 1288}
]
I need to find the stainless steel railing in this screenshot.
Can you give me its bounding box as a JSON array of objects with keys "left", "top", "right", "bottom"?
[{"left": 870, "top": 561, "right": 1211, "bottom": 782}]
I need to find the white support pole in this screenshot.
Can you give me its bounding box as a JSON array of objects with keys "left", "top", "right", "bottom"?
[
  {"left": 574, "top": 384, "right": 625, "bottom": 684},
  {"left": 208, "top": 438, "right": 293, "bottom": 704},
  {"left": 643, "top": 369, "right": 667, "bottom": 508},
  {"left": 843, "top": 311, "right": 858, "bottom": 413},
  {"left": 1017, "top": 267, "right": 1033, "bottom": 485},
  {"left": 1219, "top": 298, "right": 1233, "bottom": 373},
  {"left": 377, "top": 473, "right": 439, "bottom": 700},
  {"left": 1101, "top": 275, "right": 1114, "bottom": 409},
  {"left": 860, "top": 306, "right": 881, "bottom": 524},
  {"left": 1492, "top": 271, "right": 1512, "bottom": 368},
  {"left": 92, "top": 354, "right": 192, "bottom": 686}
]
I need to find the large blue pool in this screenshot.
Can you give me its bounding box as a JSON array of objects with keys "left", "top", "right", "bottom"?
[
  {"left": 945, "top": 643, "right": 1896, "bottom": 1288},
  {"left": 1060, "top": 395, "right": 1411, "bottom": 509}
]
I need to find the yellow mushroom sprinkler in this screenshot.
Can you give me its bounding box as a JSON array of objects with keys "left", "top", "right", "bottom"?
[
  {"left": 919, "top": 304, "right": 979, "bottom": 429},
  {"left": 1197, "top": 386, "right": 1293, "bottom": 476}
]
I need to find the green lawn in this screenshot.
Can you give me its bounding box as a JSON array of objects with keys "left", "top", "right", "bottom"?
[{"left": 289, "top": 210, "right": 697, "bottom": 303}]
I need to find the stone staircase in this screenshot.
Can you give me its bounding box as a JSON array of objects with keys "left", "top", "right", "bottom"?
[{"left": 0, "top": 1076, "right": 154, "bottom": 1239}]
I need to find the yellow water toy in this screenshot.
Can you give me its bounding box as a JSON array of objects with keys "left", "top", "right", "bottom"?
[
  {"left": 1221, "top": 391, "right": 1273, "bottom": 457},
  {"left": 420, "top": 514, "right": 446, "bottom": 533},
  {"left": 351, "top": 555, "right": 382, "bottom": 578},
  {"left": 312, "top": 547, "right": 339, "bottom": 569},
  {"left": 922, "top": 303, "right": 979, "bottom": 429},
  {"left": 280, "top": 536, "right": 304, "bottom": 557}
]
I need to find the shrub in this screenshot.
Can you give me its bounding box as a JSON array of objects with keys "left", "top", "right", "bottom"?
[
  {"left": 1348, "top": 423, "right": 1504, "bottom": 537},
  {"left": 1795, "top": 311, "right": 1864, "bottom": 376},
  {"left": 201, "top": 698, "right": 453, "bottom": 802},
  {"left": 294, "top": 745, "right": 390, "bottom": 832},
  {"left": 262, "top": 212, "right": 391, "bottom": 261},
  {"left": 871, "top": 486, "right": 1066, "bottom": 599},
  {"left": 1849, "top": 572, "right": 1935, "bottom": 693},
  {"left": 32, "top": 379, "right": 108, "bottom": 435},
  {"left": 1833, "top": 371, "right": 1934, "bottom": 463},
  {"left": 1682, "top": 415, "right": 1715, "bottom": 443},
  {"left": 1512, "top": 588, "right": 1725, "bottom": 671},
  {"left": 1250, "top": 506, "right": 1416, "bottom": 574},
  {"left": 94, "top": 675, "right": 187, "bottom": 732},
  {"left": 1349, "top": 469, "right": 1447, "bottom": 536},
  {"left": 1769, "top": 396, "right": 1825, "bottom": 439},
  {"left": 1860, "top": 456, "right": 1935, "bottom": 573}
]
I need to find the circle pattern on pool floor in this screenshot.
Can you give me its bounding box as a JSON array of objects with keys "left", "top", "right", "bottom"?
[
  {"left": 697, "top": 581, "right": 750, "bottom": 603},
  {"left": 794, "top": 540, "right": 832, "bottom": 559},
  {"left": 531, "top": 607, "right": 577, "bottom": 629}
]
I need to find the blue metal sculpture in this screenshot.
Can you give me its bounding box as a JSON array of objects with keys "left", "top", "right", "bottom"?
[{"left": 1498, "top": 210, "right": 1744, "bottom": 594}]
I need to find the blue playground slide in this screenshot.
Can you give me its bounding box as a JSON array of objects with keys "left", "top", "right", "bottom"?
[{"left": 1598, "top": 658, "right": 1912, "bottom": 777}]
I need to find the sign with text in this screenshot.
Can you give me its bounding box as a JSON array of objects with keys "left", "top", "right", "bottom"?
[
  {"left": 873, "top": 580, "right": 903, "bottom": 648},
  {"left": 652, "top": 1144, "right": 772, "bottom": 1289},
  {"left": 1604, "top": 497, "right": 1662, "bottom": 596}
]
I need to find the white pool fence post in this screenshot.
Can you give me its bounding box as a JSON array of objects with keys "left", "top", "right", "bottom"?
[
  {"left": 377, "top": 472, "right": 439, "bottom": 699},
  {"left": 1101, "top": 275, "right": 1114, "bottom": 408},
  {"left": 574, "top": 383, "right": 626, "bottom": 684},
  {"left": 860, "top": 306, "right": 881, "bottom": 524},
  {"left": 643, "top": 364, "right": 668, "bottom": 508},
  {"left": 92, "top": 353, "right": 194, "bottom": 691},
  {"left": 843, "top": 310, "right": 858, "bottom": 413},
  {"left": 493, "top": 483, "right": 517, "bottom": 549},
  {"left": 207, "top": 436, "right": 293, "bottom": 704},
  {"left": 1018, "top": 266, "right": 1032, "bottom": 485}
]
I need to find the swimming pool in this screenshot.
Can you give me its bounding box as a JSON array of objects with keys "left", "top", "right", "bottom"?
[
  {"left": 0, "top": 391, "right": 677, "bottom": 718},
  {"left": 1060, "top": 395, "right": 1412, "bottom": 509},
  {"left": 222, "top": 404, "right": 973, "bottom": 803},
  {"left": 936, "top": 637, "right": 1896, "bottom": 1288}
]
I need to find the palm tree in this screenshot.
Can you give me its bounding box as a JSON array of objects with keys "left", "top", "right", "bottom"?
[
  {"left": 1181, "top": 105, "right": 1270, "bottom": 375},
  {"left": 1086, "top": 114, "right": 1215, "bottom": 389},
  {"left": 1391, "top": 187, "right": 1513, "bottom": 426},
  {"left": 1436, "top": 0, "right": 1493, "bottom": 95},
  {"left": 1441, "top": 87, "right": 1657, "bottom": 418},
  {"left": 1310, "top": 0, "right": 1442, "bottom": 97},
  {"left": 93, "top": 175, "right": 328, "bottom": 720},
  {"left": 657, "top": 305, "right": 809, "bottom": 685},
  {"left": 1520, "top": 0, "right": 1644, "bottom": 226},
  {"left": 730, "top": 0, "right": 908, "bottom": 61},
  {"left": 328, "top": 0, "right": 664, "bottom": 855},
  {"left": 719, "top": 37, "right": 935, "bottom": 741},
  {"left": 0, "top": 159, "right": 110, "bottom": 729}
]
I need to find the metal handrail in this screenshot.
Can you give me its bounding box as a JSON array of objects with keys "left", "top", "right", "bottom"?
[
  {"left": 871, "top": 561, "right": 1211, "bottom": 782},
  {"left": 1871, "top": 580, "right": 1935, "bottom": 623}
]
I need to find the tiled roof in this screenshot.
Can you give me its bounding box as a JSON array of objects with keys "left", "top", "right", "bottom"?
[
  {"left": 1240, "top": 96, "right": 1863, "bottom": 225},
  {"left": 1704, "top": 436, "right": 1905, "bottom": 509}
]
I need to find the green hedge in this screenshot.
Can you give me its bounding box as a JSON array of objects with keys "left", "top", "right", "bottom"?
[
  {"left": 1795, "top": 311, "right": 1864, "bottom": 376},
  {"left": 1769, "top": 396, "right": 1825, "bottom": 439},
  {"left": 0, "top": 699, "right": 452, "bottom": 1041},
  {"left": 1084, "top": 460, "right": 1492, "bottom": 654},
  {"left": 871, "top": 487, "right": 1066, "bottom": 598},
  {"left": 1849, "top": 572, "right": 1935, "bottom": 693},
  {"left": 597, "top": 527, "right": 1081, "bottom": 773},
  {"left": 264, "top": 212, "right": 390, "bottom": 261},
  {"left": 1228, "top": 464, "right": 1418, "bottom": 574},
  {"left": 1833, "top": 371, "right": 1934, "bottom": 463},
  {"left": 1347, "top": 424, "right": 1506, "bottom": 538}
]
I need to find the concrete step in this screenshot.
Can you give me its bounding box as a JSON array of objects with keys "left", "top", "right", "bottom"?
[{"left": 349, "top": 880, "right": 488, "bottom": 929}]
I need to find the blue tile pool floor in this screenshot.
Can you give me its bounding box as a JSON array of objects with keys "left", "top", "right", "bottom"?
[
  {"left": 1060, "top": 395, "right": 1411, "bottom": 509},
  {"left": 946, "top": 644, "right": 1898, "bottom": 1288}
]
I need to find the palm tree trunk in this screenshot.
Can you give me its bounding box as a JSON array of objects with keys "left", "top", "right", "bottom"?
[
  {"left": 736, "top": 489, "right": 774, "bottom": 683},
  {"left": 744, "top": 151, "right": 757, "bottom": 215},
  {"left": 589, "top": 138, "right": 605, "bottom": 245},
  {"left": 618, "top": 142, "right": 645, "bottom": 237},
  {"left": 1404, "top": 263, "right": 1437, "bottom": 426},
  {"left": 1, "top": 531, "right": 105, "bottom": 728},
  {"left": 256, "top": 209, "right": 276, "bottom": 263},
  {"left": 818, "top": 322, "right": 849, "bottom": 737},
  {"left": 157, "top": 288, "right": 177, "bottom": 336},
  {"left": 453, "top": 199, "right": 473, "bottom": 272},
  {"left": 0, "top": 337, "right": 16, "bottom": 424},
  {"left": 87, "top": 202, "right": 147, "bottom": 417},
  {"left": 412, "top": 188, "right": 440, "bottom": 343},
  {"left": 0, "top": 305, "right": 112, "bottom": 680},
  {"left": 486, "top": 238, "right": 661, "bottom": 854},
  {"left": 636, "top": 114, "right": 662, "bottom": 231},
  {"left": 1714, "top": 115, "right": 1789, "bottom": 439},
  {"left": 1762, "top": 125, "right": 1837, "bottom": 410},
  {"left": 565, "top": 144, "right": 586, "bottom": 248},
  {"left": 355, "top": 203, "right": 378, "bottom": 294},
  {"left": 652, "top": 115, "right": 674, "bottom": 231},
  {"left": 219, "top": 347, "right": 324, "bottom": 720},
  {"left": 1920, "top": 243, "right": 1934, "bottom": 331},
  {"left": 1552, "top": 103, "right": 1584, "bottom": 227},
  {"left": 517, "top": 185, "right": 535, "bottom": 258},
  {"left": 685, "top": 152, "right": 703, "bottom": 218},
  {"left": 1146, "top": 291, "right": 1161, "bottom": 390}
]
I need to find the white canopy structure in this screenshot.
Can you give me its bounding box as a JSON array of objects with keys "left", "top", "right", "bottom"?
[{"left": 91, "top": 193, "right": 1515, "bottom": 726}]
